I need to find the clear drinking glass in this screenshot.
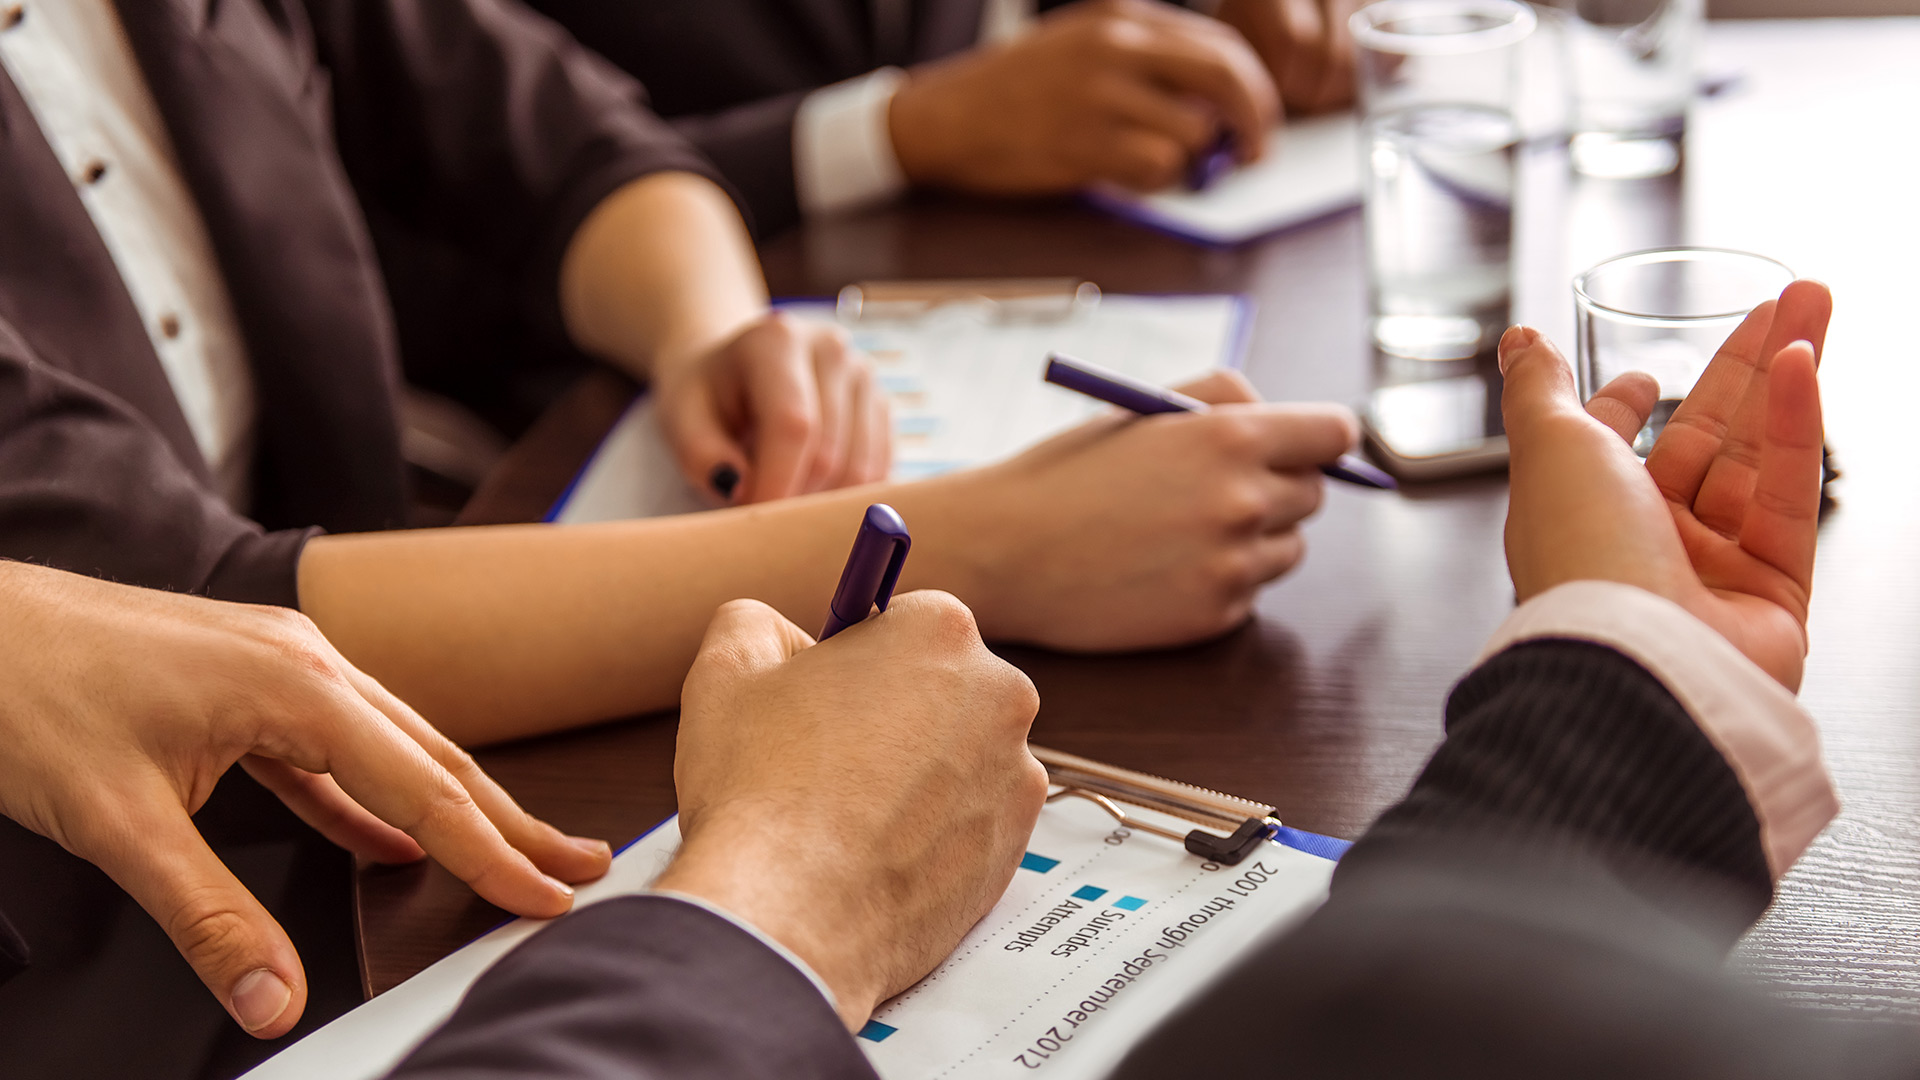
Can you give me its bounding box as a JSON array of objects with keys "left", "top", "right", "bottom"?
[
  {"left": 1353, "top": 0, "right": 1535, "bottom": 365},
  {"left": 1552, "top": 0, "right": 1703, "bottom": 179},
  {"left": 1575, "top": 247, "right": 1794, "bottom": 456}
]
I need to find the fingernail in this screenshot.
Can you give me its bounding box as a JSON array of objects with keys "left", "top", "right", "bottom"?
[
  {"left": 1497, "top": 326, "right": 1539, "bottom": 374},
  {"left": 570, "top": 835, "right": 612, "bottom": 859},
  {"left": 544, "top": 873, "right": 575, "bottom": 898},
  {"left": 708, "top": 463, "right": 740, "bottom": 500},
  {"left": 231, "top": 969, "right": 292, "bottom": 1033}
]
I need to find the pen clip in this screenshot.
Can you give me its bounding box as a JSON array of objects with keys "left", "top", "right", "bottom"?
[{"left": 872, "top": 528, "right": 909, "bottom": 614}]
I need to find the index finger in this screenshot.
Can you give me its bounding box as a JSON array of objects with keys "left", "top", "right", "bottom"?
[
  {"left": 1644, "top": 299, "right": 1776, "bottom": 505},
  {"left": 1218, "top": 402, "right": 1359, "bottom": 467},
  {"left": 741, "top": 342, "right": 823, "bottom": 503},
  {"left": 1692, "top": 280, "right": 1832, "bottom": 529},
  {"left": 269, "top": 682, "right": 577, "bottom": 920},
  {"left": 1737, "top": 341, "right": 1824, "bottom": 596}
]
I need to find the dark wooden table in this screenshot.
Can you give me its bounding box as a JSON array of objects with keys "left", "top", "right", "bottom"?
[{"left": 358, "top": 19, "right": 1920, "bottom": 1018}]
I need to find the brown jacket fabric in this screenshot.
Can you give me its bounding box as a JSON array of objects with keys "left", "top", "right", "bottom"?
[{"left": 0, "top": 0, "right": 716, "bottom": 607}]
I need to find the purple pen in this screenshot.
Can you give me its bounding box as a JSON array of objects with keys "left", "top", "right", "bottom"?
[
  {"left": 1186, "top": 131, "right": 1237, "bottom": 192},
  {"left": 1044, "top": 353, "right": 1398, "bottom": 491},
  {"left": 819, "top": 503, "right": 912, "bottom": 640}
]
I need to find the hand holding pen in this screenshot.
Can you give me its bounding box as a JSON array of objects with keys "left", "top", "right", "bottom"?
[{"left": 1044, "top": 353, "right": 1397, "bottom": 490}]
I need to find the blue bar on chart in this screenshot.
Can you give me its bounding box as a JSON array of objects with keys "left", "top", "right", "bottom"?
[
  {"left": 1019, "top": 852, "right": 1061, "bottom": 873},
  {"left": 1071, "top": 885, "right": 1107, "bottom": 901},
  {"left": 1113, "top": 896, "right": 1148, "bottom": 911},
  {"left": 857, "top": 1020, "right": 898, "bottom": 1043}
]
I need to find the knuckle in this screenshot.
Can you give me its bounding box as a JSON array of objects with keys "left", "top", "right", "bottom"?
[
  {"left": 1208, "top": 549, "right": 1260, "bottom": 595},
  {"left": 768, "top": 403, "right": 817, "bottom": 442},
  {"left": 167, "top": 894, "right": 257, "bottom": 974},
  {"left": 914, "top": 590, "right": 983, "bottom": 642},
  {"left": 403, "top": 780, "right": 479, "bottom": 839},
  {"left": 1204, "top": 413, "right": 1265, "bottom": 459},
  {"left": 1214, "top": 481, "right": 1271, "bottom": 530}
]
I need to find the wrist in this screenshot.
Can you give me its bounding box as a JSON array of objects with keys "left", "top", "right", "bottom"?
[
  {"left": 880, "top": 469, "right": 1021, "bottom": 635},
  {"left": 887, "top": 69, "right": 951, "bottom": 188},
  {"left": 655, "top": 813, "right": 887, "bottom": 1028},
  {"left": 645, "top": 316, "right": 754, "bottom": 390}
]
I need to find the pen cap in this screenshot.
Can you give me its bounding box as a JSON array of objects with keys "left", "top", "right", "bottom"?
[{"left": 827, "top": 503, "right": 912, "bottom": 625}]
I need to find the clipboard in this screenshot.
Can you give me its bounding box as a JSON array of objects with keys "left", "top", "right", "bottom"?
[
  {"left": 245, "top": 748, "right": 1347, "bottom": 1080},
  {"left": 1033, "top": 745, "right": 1350, "bottom": 865},
  {"left": 546, "top": 281, "right": 1250, "bottom": 524}
]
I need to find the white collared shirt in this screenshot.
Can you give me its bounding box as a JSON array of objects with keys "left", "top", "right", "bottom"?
[
  {"left": 0, "top": 0, "right": 258, "bottom": 510},
  {"left": 793, "top": 0, "right": 1036, "bottom": 216}
]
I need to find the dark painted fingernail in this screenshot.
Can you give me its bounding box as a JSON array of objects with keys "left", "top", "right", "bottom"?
[{"left": 708, "top": 463, "right": 740, "bottom": 500}]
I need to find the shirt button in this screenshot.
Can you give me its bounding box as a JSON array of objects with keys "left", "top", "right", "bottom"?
[
  {"left": 2, "top": 6, "right": 24, "bottom": 31},
  {"left": 82, "top": 159, "right": 109, "bottom": 185},
  {"left": 159, "top": 313, "right": 181, "bottom": 340}
]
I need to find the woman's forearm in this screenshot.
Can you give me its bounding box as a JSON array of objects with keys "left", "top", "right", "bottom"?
[
  {"left": 559, "top": 171, "right": 767, "bottom": 379},
  {"left": 296, "top": 476, "right": 986, "bottom": 746}
]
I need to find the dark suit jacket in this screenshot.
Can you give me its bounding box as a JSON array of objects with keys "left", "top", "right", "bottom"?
[
  {"left": 387, "top": 642, "right": 1920, "bottom": 1079},
  {"left": 0, "top": 2, "right": 714, "bottom": 1075},
  {"left": 528, "top": 0, "right": 1099, "bottom": 236},
  {"left": 0, "top": 0, "right": 714, "bottom": 607}
]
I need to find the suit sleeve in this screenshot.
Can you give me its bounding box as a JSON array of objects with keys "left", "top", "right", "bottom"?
[
  {"left": 669, "top": 96, "right": 810, "bottom": 238},
  {"left": 0, "top": 321, "right": 313, "bottom": 606},
  {"left": 387, "top": 895, "right": 875, "bottom": 1080},
  {"left": 305, "top": 0, "right": 738, "bottom": 338},
  {"left": 1114, "top": 641, "right": 1917, "bottom": 1080}
]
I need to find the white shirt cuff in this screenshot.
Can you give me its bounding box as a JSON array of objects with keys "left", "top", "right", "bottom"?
[
  {"left": 646, "top": 889, "right": 840, "bottom": 1012},
  {"left": 1478, "top": 581, "right": 1838, "bottom": 879},
  {"left": 793, "top": 67, "right": 910, "bottom": 217}
]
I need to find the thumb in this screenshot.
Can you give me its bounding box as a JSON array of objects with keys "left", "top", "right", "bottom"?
[
  {"left": 660, "top": 382, "right": 750, "bottom": 505},
  {"left": 1498, "top": 325, "right": 1585, "bottom": 443},
  {"left": 82, "top": 785, "right": 306, "bottom": 1037}
]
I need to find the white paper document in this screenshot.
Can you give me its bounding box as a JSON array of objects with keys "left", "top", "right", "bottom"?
[
  {"left": 1087, "top": 113, "right": 1362, "bottom": 247},
  {"left": 552, "top": 294, "right": 1248, "bottom": 524},
  {"left": 246, "top": 798, "right": 1334, "bottom": 1080},
  {"left": 856, "top": 798, "right": 1336, "bottom": 1079}
]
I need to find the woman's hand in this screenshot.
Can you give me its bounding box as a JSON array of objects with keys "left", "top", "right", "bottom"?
[
  {"left": 0, "top": 564, "right": 612, "bottom": 1038},
  {"left": 942, "top": 370, "right": 1358, "bottom": 650},
  {"left": 652, "top": 313, "right": 891, "bottom": 505},
  {"left": 1499, "top": 280, "right": 1832, "bottom": 689}
]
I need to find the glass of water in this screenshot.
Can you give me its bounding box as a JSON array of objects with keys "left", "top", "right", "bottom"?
[
  {"left": 1551, "top": 0, "right": 1703, "bottom": 180},
  {"left": 1353, "top": 0, "right": 1534, "bottom": 366},
  {"left": 1574, "top": 247, "right": 1794, "bottom": 457}
]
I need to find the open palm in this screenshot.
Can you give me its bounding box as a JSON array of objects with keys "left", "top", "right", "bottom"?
[
  {"left": 1643, "top": 281, "right": 1831, "bottom": 689},
  {"left": 1500, "top": 280, "right": 1830, "bottom": 692}
]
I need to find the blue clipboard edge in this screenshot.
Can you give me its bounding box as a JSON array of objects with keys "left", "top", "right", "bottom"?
[{"left": 541, "top": 292, "right": 1255, "bottom": 522}]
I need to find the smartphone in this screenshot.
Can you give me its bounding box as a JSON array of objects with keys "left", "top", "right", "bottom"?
[{"left": 1361, "top": 371, "right": 1509, "bottom": 482}]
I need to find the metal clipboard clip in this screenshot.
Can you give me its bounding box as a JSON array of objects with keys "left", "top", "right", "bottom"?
[
  {"left": 835, "top": 278, "right": 1101, "bottom": 325},
  {"left": 1031, "top": 745, "right": 1281, "bottom": 866}
]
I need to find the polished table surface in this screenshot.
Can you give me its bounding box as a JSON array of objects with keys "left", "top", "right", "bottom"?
[{"left": 357, "top": 19, "right": 1920, "bottom": 1017}]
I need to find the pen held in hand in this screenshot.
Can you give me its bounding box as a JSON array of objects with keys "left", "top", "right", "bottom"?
[
  {"left": 819, "top": 504, "right": 912, "bottom": 640},
  {"left": 1043, "top": 353, "right": 1397, "bottom": 491}
]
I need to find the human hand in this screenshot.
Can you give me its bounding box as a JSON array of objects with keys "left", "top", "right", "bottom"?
[
  {"left": 1213, "top": 0, "right": 1361, "bottom": 114},
  {"left": 1499, "top": 279, "right": 1832, "bottom": 690},
  {"left": 889, "top": 0, "right": 1280, "bottom": 194},
  {"left": 941, "top": 370, "right": 1357, "bottom": 650},
  {"left": 651, "top": 312, "right": 891, "bottom": 505},
  {"left": 0, "top": 564, "right": 612, "bottom": 1038},
  {"left": 654, "top": 592, "right": 1045, "bottom": 1027}
]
